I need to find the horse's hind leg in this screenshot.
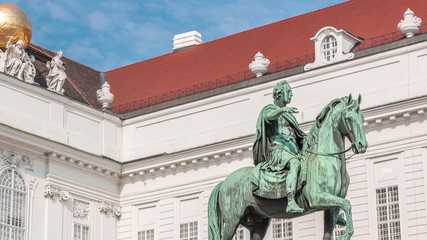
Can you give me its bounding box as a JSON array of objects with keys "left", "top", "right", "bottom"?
[{"left": 248, "top": 218, "right": 270, "bottom": 240}]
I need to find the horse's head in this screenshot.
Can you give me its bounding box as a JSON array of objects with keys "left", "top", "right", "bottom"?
[{"left": 341, "top": 94, "right": 368, "bottom": 154}]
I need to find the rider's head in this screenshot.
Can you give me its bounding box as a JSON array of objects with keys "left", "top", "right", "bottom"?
[{"left": 273, "top": 80, "right": 292, "bottom": 106}]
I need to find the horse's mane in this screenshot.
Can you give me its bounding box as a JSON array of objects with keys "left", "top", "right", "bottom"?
[{"left": 302, "top": 97, "right": 349, "bottom": 153}]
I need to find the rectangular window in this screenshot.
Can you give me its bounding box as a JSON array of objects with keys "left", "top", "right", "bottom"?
[
  {"left": 233, "top": 225, "right": 244, "bottom": 240},
  {"left": 180, "top": 221, "right": 198, "bottom": 240},
  {"left": 333, "top": 211, "right": 346, "bottom": 240},
  {"left": 138, "top": 229, "right": 154, "bottom": 240},
  {"left": 272, "top": 219, "right": 293, "bottom": 240},
  {"left": 376, "top": 185, "right": 401, "bottom": 240},
  {"left": 73, "top": 223, "right": 89, "bottom": 240}
]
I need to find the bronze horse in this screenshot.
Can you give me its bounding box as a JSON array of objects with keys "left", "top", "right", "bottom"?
[{"left": 208, "top": 95, "right": 368, "bottom": 240}]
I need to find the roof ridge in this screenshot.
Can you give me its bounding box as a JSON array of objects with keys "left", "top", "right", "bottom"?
[{"left": 197, "top": 1, "right": 352, "bottom": 47}]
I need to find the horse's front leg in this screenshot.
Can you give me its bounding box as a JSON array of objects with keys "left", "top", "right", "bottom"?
[{"left": 309, "top": 193, "right": 353, "bottom": 240}]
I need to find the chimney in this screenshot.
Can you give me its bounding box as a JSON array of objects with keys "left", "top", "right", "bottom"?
[{"left": 173, "top": 30, "right": 202, "bottom": 52}]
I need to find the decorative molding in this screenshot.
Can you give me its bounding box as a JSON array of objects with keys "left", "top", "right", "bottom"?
[
  {"left": 73, "top": 200, "right": 90, "bottom": 220},
  {"left": 44, "top": 185, "right": 70, "bottom": 201},
  {"left": 29, "top": 178, "right": 38, "bottom": 199},
  {"left": 363, "top": 106, "right": 427, "bottom": 129},
  {"left": 45, "top": 152, "right": 120, "bottom": 180},
  {"left": 0, "top": 148, "right": 33, "bottom": 171},
  {"left": 123, "top": 145, "right": 252, "bottom": 179},
  {"left": 99, "top": 201, "right": 122, "bottom": 218}
]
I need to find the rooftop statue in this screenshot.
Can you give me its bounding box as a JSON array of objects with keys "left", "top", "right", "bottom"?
[
  {"left": 208, "top": 80, "right": 368, "bottom": 240},
  {"left": 0, "top": 36, "right": 36, "bottom": 84},
  {"left": 4, "top": 36, "right": 25, "bottom": 78},
  {"left": 46, "top": 51, "right": 67, "bottom": 94}
]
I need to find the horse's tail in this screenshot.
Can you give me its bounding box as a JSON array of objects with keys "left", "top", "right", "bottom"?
[{"left": 208, "top": 182, "right": 223, "bottom": 240}]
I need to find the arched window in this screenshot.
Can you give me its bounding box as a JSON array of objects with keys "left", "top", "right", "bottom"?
[
  {"left": 321, "top": 35, "right": 338, "bottom": 61},
  {"left": 0, "top": 169, "right": 27, "bottom": 240}
]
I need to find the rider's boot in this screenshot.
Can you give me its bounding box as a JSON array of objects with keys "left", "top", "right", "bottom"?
[
  {"left": 286, "top": 192, "right": 304, "bottom": 213},
  {"left": 286, "top": 159, "right": 304, "bottom": 213}
]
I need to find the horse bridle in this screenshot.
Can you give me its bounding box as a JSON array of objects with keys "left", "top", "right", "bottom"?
[{"left": 306, "top": 110, "right": 357, "bottom": 160}]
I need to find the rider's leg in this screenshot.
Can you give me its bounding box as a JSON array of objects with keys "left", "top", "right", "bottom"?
[{"left": 286, "top": 158, "right": 304, "bottom": 213}]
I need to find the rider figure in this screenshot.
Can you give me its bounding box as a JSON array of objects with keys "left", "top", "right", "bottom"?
[{"left": 253, "top": 80, "right": 305, "bottom": 213}]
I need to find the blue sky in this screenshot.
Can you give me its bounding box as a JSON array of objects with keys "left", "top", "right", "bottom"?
[{"left": 10, "top": 0, "right": 347, "bottom": 72}]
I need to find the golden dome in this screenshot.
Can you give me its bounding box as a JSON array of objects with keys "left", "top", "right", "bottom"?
[{"left": 0, "top": 4, "right": 32, "bottom": 49}]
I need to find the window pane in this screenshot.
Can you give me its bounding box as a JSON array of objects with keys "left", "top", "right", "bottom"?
[
  {"left": 74, "top": 223, "right": 89, "bottom": 240},
  {"left": 376, "top": 186, "right": 401, "bottom": 240},
  {"left": 0, "top": 169, "right": 27, "bottom": 240},
  {"left": 272, "top": 219, "right": 292, "bottom": 240},
  {"left": 321, "top": 36, "right": 337, "bottom": 61},
  {"left": 138, "top": 229, "right": 154, "bottom": 240},
  {"left": 180, "top": 221, "right": 198, "bottom": 240}
]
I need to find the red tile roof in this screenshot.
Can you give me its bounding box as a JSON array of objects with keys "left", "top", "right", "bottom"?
[{"left": 106, "top": 0, "right": 427, "bottom": 110}]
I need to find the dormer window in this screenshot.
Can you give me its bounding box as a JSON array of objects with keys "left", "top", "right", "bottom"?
[
  {"left": 322, "top": 35, "right": 337, "bottom": 61},
  {"left": 304, "top": 26, "right": 363, "bottom": 71}
]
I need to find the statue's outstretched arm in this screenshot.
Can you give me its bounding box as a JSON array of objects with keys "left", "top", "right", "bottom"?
[{"left": 265, "top": 107, "right": 299, "bottom": 121}]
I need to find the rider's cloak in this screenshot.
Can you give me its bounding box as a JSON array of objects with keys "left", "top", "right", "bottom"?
[{"left": 252, "top": 104, "right": 305, "bottom": 166}]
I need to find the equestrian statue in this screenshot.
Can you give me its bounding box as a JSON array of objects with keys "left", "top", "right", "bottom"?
[{"left": 208, "top": 80, "right": 368, "bottom": 240}]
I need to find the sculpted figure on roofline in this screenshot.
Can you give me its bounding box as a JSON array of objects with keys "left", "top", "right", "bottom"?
[
  {"left": 46, "top": 50, "right": 67, "bottom": 94},
  {"left": 0, "top": 36, "right": 36, "bottom": 84}
]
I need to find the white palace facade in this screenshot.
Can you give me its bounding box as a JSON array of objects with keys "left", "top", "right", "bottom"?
[{"left": 1, "top": 0, "right": 427, "bottom": 240}]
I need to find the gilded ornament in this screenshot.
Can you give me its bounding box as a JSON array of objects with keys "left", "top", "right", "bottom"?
[{"left": 0, "top": 4, "right": 32, "bottom": 49}]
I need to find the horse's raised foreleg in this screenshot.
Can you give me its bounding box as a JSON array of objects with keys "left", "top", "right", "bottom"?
[
  {"left": 323, "top": 208, "right": 340, "bottom": 240},
  {"left": 310, "top": 193, "right": 353, "bottom": 240}
]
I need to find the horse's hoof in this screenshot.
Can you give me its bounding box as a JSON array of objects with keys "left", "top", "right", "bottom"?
[
  {"left": 336, "top": 215, "right": 346, "bottom": 226},
  {"left": 286, "top": 203, "right": 304, "bottom": 213}
]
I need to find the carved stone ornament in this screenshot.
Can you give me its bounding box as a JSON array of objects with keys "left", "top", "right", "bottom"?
[
  {"left": 97, "top": 81, "right": 115, "bottom": 111},
  {"left": 73, "top": 200, "right": 90, "bottom": 220},
  {"left": 0, "top": 148, "right": 33, "bottom": 171},
  {"left": 45, "top": 50, "right": 67, "bottom": 95},
  {"left": 0, "top": 36, "right": 36, "bottom": 85},
  {"left": 99, "top": 201, "right": 122, "bottom": 218},
  {"left": 249, "top": 52, "right": 270, "bottom": 77},
  {"left": 44, "top": 185, "right": 69, "bottom": 201},
  {"left": 397, "top": 8, "right": 422, "bottom": 38}
]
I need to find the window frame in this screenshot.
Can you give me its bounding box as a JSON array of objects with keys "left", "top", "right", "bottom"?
[
  {"left": 375, "top": 185, "right": 401, "bottom": 240},
  {"left": 73, "top": 222, "right": 90, "bottom": 240},
  {"left": 137, "top": 228, "right": 154, "bottom": 240},
  {"left": 0, "top": 167, "right": 28, "bottom": 240},
  {"left": 271, "top": 218, "right": 293, "bottom": 240},
  {"left": 179, "top": 221, "right": 198, "bottom": 240},
  {"left": 367, "top": 153, "right": 406, "bottom": 240},
  {"left": 321, "top": 35, "right": 338, "bottom": 62},
  {"left": 72, "top": 198, "right": 91, "bottom": 240}
]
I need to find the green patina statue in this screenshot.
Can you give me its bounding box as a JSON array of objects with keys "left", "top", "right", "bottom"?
[
  {"left": 208, "top": 80, "right": 368, "bottom": 240},
  {"left": 252, "top": 80, "right": 305, "bottom": 213}
]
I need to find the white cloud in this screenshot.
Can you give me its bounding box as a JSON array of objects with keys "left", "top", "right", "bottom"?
[
  {"left": 88, "top": 11, "right": 112, "bottom": 31},
  {"left": 66, "top": 43, "right": 102, "bottom": 63},
  {"left": 45, "top": 2, "right": 73, "bottom": 22}
]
